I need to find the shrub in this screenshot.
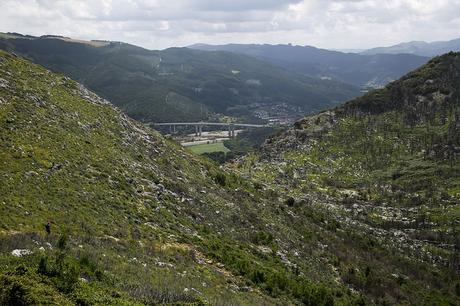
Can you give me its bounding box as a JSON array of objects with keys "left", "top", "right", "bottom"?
[
  {"left": 285, "top": 197, "right": 296, "bottom": 207},
  {"left": 251, "top": 231, "right": 274, "bottom": 245},
  {"left": 38, "top": 256, "right": 52, "bottom": 276},
  {"left": 57, "top": 234, "right": 68, "bottom": 250},
  {"left": 213, "top": 172, "right": 227, "bottom": 186},
  {"left": 55, "top": 261, "right": 79, "bottom": 294},
  {"left": 250, "top": 270, "right": 265, "bottom": 284},
  {"left": 0, "top": 271, "right": 69, "bottom": 305}
]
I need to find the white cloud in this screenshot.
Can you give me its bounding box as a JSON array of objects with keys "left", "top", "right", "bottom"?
[{"left": 0, "top": 0, "right": 459, "bottom": 49}]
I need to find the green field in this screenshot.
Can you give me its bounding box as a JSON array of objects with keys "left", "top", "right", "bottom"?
[{"left": 187, "top": 141, "right": 230, "bottom": 154}]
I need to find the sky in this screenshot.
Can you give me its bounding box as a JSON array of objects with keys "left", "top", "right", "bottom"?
[{"left": 0, "top": 0, "right": 459, "bottom": 50}]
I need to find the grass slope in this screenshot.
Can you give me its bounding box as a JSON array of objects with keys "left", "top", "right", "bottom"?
[
  {"left": 0, "top": 50, "right": 365, "bottom": 305},
  {"left": 188, "top": 142, "right": 230, "bottom": 155},
  {"left": 2, "top": 48, "right": 458, "bottom": 305}
]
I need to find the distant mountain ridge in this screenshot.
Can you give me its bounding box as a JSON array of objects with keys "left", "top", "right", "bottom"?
[
  {"left": 361, "top": 38, "right": 460, "bottom": 57},
  {"left": 190, "top": 43, "right": 429, "bottom": 88},
  {"left": 0, "top": 33, "right": 360, "bottom": 123}
]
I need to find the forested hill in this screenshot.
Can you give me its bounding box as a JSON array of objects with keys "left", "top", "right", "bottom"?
[
  {"left": 339, "top": 51, "right": 460, "bottom": 116},
  {"left": 190, "top": 43, "right": 429, "bottom": 88},
  {"left": 291, "top": 52, "right": 460, "bottom": 192},
  {"left": 0, "top": 34, "right": 360, "bottom": 123},
  {"left": 265, "top": 51, "right": 460, "bottom": 204},
  {"left": 231, "top": 52, "right": 460, "bottom": 305}
]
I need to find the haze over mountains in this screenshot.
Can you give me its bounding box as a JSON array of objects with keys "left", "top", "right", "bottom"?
[{"left": 361, "top": 38, "right": 460, "bottom": 57}]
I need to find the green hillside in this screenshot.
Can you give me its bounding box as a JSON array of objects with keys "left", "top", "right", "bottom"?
[
  {"left": 0, "top": 34, "right": 360, "bottom": 123},
  {"left": 231, "top": 53, "right": 460, "bottom": 304},
  {"left": 0, "top": 50, "right": 366, "bottom": 305},
  {"left": 1, "top": 49, "right": 459, "bottom": 305}
]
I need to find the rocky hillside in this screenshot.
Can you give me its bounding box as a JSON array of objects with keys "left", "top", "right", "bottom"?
[
  {"left": 0, "top": 50, "right": 373, "bottom": 305},
  {"left": 0, "top": 34, "right": 360, "bottom": 123},
  {"left": 230, "top": 53, "right": 460, "bottom": 304},
  {"left": 1, "top": 48, "right": 459, "bottom": 305}
]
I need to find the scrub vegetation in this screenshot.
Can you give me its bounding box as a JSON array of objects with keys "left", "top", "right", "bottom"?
[{"left": 0, "top": 50, "right": 459, "bottom": 305}]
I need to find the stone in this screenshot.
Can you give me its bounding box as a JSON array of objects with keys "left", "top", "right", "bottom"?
[
  {"left": 11, "top": 249, "right": 33, "bottom": 257},
  {"left": 0, "top": 78, "right": 9, "bottom": 89},
  {"left": 25, "top": 171, "right": 39, "bottom": 177}
]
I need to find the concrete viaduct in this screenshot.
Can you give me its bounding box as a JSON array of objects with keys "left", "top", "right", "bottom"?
[{"left": 152, "top": 122, "right": 267, "bottom": 138}]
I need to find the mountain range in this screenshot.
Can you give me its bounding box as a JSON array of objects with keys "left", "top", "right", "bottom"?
[
  {"left": 4, "top": 33, "right": 457, "bottom": 125},
  {"left": 0, "top": 33, "right": 360, "bottom": 124},
  {"left": 190, "top": 43, "right": 430, "bottom": 88},
  {"left": 191, "top": 38, "right": 460, "bottom": 90},
  {"left": 361, "top": 38, "right": 460, "bottom": 57}
]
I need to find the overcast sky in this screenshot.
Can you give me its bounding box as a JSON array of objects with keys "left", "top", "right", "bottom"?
[{"left": 0, "top": 0, "right": 459, "bottom": 50}]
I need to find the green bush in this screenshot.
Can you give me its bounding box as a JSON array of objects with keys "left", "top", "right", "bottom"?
[
  {"left": 0, "top": 269, "right": 71, "bottom": 305},
  {"left": 285, "top": 197, "right": 296, "bottom": 207},
  {"left": 57, "top": 234, "right": 68, "bottom": 250},
  {"left": 213, "top": 172, "right": 227, "bottom": 186},
  {"left": 251, "top": 231, "right": 274, "bottom": 245},
  {"left": 199, "top": 237, "right": 338, "bottom": 305}
]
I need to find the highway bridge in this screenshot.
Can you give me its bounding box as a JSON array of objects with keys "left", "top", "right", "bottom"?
[{"left": 152, "top": 122, "right": 267, "bottom": 138}]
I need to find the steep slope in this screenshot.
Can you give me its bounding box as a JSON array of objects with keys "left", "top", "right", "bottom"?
[
  {"left": 0, "top": 34, "right": 359, "bottom": 123},
  {"left": 0, "top": 50, "right": 371, "bottom": 305},
  {"left": 190, "top": 43, "right": 429, "bottom": 88},
  {"left": 230, "top": 53, "right": 460, "bottom": 304},
  {"left": 2, "top": 48, "right": 458, "bottom": 305},
  {"left": 362, "top": 38, "right": 460, "bottom": 57}
]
